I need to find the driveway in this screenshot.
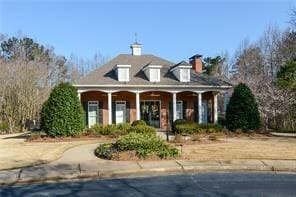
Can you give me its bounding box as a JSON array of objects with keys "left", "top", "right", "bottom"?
[{"left": 0, "top": 132, "right": 108, "bottom": 170}]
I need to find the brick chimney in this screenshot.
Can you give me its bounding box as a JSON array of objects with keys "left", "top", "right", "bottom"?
[{"left": 189, "top": 54, "right": 203, "bottom": 73}]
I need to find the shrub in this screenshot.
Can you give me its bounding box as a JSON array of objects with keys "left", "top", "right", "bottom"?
[
  {"left": 0, "top": 121, "right": 9, "bottom": 133},
  {"left": 173, "top": 120, "right": 223, "bottom": 134},
  {"left": 116, "top": 123, "right": 131, "bottom": 132},
  {"left": 127, "top": 125, "right": 156, "bottom": 134},
  {"left": 116, "top": 132, "right": 179, "bottom": 158},
  {"left": 131, "top": 120, "right": 147, "bottom": 126},
  {"left": 86, "top": 123, "right": 130, "bottom": 136},
  {"left": 41, "top": 83, "right": 84, "bottom": 137},
  {"left": 226, "top": 83, "right": 261, "bottom": 131},
  {"left": 94, "top": 143, "right": 116, "bottom": 160},
  {"left": 174, "top": 122, "right": 198, "bottom": 134}
]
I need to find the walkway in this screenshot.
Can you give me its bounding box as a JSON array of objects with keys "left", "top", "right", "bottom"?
[{"left": 1, "top": 143, "right": 296, "bottom": 185}]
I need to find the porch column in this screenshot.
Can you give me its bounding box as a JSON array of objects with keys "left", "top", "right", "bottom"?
[
  {"left": 108, "top": 92, "right": 112, "bottom": 125},
  {"left": 78, "top": 92, "right": 81, "bottom": 101},
  {"left": 198, "top": 93, "right": 202, "bottom": 124},
  {"left": 136, "top": 92, "right": 140, "bottom": 120},
  {"left": 213, "top": 93, "right": 218, "bottom": 123},
  {"left": 172, "top": 92, "right": 177, "bottom": 121}
]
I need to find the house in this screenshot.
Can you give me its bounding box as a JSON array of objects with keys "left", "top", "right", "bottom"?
[{"left": 74, "top": 43, "right": 232, "bottom": 130}]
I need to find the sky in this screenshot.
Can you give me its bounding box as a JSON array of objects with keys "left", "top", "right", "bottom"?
[{"left": 0, "top": 0, "right": 295, "bottom": 63}]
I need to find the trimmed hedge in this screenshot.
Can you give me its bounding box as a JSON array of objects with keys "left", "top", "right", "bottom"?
[
  {"left": 127, "top": 125, "right": 156, "bottom": 134},
  {"left": 173, "top": 120, "right": 223, "bottom": 134},
  {"left": 85, "top": 122, "right": 156, "bottom": 136},
  {"left": 41, "top": 83, "right": 84, "bottom": 137},
  {"left": 86, "top": 123, "right": 131, "bottom": 136},
  {"left": 226, "top": 83, "right": 261, "bottom": 131}
]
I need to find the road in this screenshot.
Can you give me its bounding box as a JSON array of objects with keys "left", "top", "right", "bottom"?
[{"left": 1, "top": 172, "right": 296, "bottom": 196}]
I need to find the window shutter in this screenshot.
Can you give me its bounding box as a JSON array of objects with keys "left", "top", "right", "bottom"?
[
  {"left": 82, "top": 101, "right": 88, "bottom": 127},
  {"left": 126, "top": 102, "right": 130, "bottom": 123},
  {"left": 99, "top": 101, "right": 103, "bottom": 124},
  {"left": 112, "top": 102, "right": 116, "bottom": 124},
  {"left": 183, "top": 101, "right": 187, "bottom": 120}
]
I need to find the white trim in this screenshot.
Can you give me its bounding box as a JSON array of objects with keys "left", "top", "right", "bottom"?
[
  {"left": 74, "top": 84, "right": 232, "bottom": 89},
  {"left": 213, "top": 93, "right": 218, "bottom": 123},
  {"left": 172, "top": 93, "right": 177, "bottom": 121},
  {"left": 115, "top": 64, "right": 131, "bottom": 68},
  {"left": 136, "top": 92, "right": 140, "bottom": 120},
  {"left": 198, "top": 93, "right": 202, "bottom": 124},
  {"left": 108, "top": 92, "right": 112, "bottom": 125},
  {"left": 170, "top": 65, "right": 192, "bottom": 72},
  {"left": 142, "top": 65, "right": 163, "bottom": 71}
]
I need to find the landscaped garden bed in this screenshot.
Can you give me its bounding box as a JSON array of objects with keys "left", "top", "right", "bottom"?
[{"left": 95, "top": 132, "right": 179, "bottom": 161}]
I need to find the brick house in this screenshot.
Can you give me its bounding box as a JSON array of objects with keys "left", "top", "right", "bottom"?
[{"left": 74, "top": 43, "right": 232, "bottom": 130}]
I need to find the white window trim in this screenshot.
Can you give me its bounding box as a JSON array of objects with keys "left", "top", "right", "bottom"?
[{"left": 88, "top": 101, "right": 99, "bottom": 128}]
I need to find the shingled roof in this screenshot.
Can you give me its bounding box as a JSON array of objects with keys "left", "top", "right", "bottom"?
[{"left": 75, "top": 54, "right": 232, "bottom": 87}]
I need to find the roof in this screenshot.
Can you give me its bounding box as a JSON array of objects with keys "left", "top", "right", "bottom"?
[
  {"left": 75, "top": 54, "right": 232, "bottom": 87},
  {"left": 170, "top": 60, "right": 192, "bottom": 71}
]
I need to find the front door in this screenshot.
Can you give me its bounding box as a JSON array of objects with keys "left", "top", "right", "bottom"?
[
  {"left": 140, "top": 101, "right": 160, "bottom": 128},
  {"left": 116, "top": 101, "right": 126, "bottom": 124}
]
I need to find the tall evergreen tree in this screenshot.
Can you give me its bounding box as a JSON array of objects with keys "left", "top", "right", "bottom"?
[
  {"left": 41, "top": 82, "right": 84, "bottom": 137},
  {"left": 226, "top": 83, "right": 261, "bottom": 131}
]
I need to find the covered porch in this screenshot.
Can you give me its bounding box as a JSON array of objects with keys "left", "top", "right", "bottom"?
[{"left": 78, "top": 89, "right": 220, "bottom": 130}]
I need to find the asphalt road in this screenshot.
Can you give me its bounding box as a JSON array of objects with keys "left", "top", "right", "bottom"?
[{"left": 1, "top": 172, "right": 296, "bottom": 197}]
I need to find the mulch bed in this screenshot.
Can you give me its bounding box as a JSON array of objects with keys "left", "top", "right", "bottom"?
[{"left": 26, "top": 134, "right": 116, "bottom": 143}]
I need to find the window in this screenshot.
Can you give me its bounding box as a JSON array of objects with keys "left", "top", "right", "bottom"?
[
  {"left": 117, "top": 68, "right": 129, "bottom": 82},
  {"left": 116, "top": 65, "right": 131, "bottom": 82},
  {"left": 150, "top": 68, "right": 160, "bottom": 82},
  {"left": 88, "top": 101, "right": 98, "bottom": 128},
  {"left": 176, "top": 101, "right": 183, "bottom": 120},
  {"left": 143, "top": 65, "right": 162, "bottom": 82},
  {"left": 180, "top": 69, "right": 190, "bottom": 82},
  {"left": 115, "top": 101, "right": 126, "bottom": 124}
]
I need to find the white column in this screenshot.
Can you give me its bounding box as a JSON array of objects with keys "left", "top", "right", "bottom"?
[
  {"left": 108, "top": 92, "right": 112, "bottom": 125},
  {"left": 78, "top": 92, "right": 81, "bottom": 101},
  {"left": 136, "top": 92, "right": 140, "bottom": 120},
  {"left": 213, "top": 93, "right": 218, "bottom": 123},
  {"left": 172, "top": 93, "right": 177, "bottom": 121},
  {"left": 198, "top": 93, "right": 202, "bottom": 124}
]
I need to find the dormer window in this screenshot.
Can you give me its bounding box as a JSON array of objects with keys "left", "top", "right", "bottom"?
[
  {"left": 180, "top": 68, "right": 190, "bottom": 82},
  {"left": 170, "top": 61, "right": 192, "bottom": 82},
  {"left": 115, "top": 65, "right": 131, "bottom": 82},
  {"left": 142, "top": 65, "right": 162, "bottom": 82}
]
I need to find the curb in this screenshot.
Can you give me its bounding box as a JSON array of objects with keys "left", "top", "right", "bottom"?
[{"left": 1, "top": 160, "right": 295, "bottom": 186}]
